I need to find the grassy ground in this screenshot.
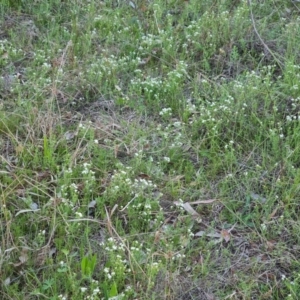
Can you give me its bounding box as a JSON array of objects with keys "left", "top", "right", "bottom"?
[{"left": 1, "top": 0, "right": 300, "bottom": 299}]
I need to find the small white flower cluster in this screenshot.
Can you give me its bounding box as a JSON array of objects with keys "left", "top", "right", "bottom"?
[
  {"left": 75, "top": 211, "right": 83, "bottom": 218},
  {"left": 78, "top": 122, "right": 89, "bottom": 130},
  {"left": 58, "top": 161, "right": 75, "bottom": 200},
  {"left": 172, "top": 252, "right": 186, "bottom": 260},
  {"left": 131, "top": 63, "right": 187, "bottom": 98},
  {"left": 186, "top": 99, "right": 196, "bottom": 113},
  {"left": 0, "top": 39, "right": 24, "bottom": 59},
  {"left": 69, "top": 183, "right": 78, "bottom": 193},
  {"left": 157, "top": 120, "right": 184, "bottom": 148},
  {"left": 58, "top": 184, "right": 78, "bottom": 208},
  {"left": 163, "top": 156, "right": 171, "bottom": 162},
  {"left": 81, "top": 163, "right": 96, "bottom": 190},
  {"left": 106, "top": 164, "right": 159, "bottom": 205},
  {"left": 80, "top": 279, "right": 101, "bottom": 300},
  {"left": 150, "top": 261, "right": 160, "bottom": 270},
  {"left": 167, "top": 61, "right": 188, "bottom": 81},
  {"left": 140, "top": 33, "right": 162, "bottom": 48},
  {"left": 106, "top": 168, "right": 133, "bottom": 194},
  {"left": 103, "top": 238, "right": 128, "bottom": 284},
  {"left": 125, "top": 285, "right": 133, "bottom": 293},
  {"left": 286, "top": 115, "right": 300, "bottom": 122},
  {"left": 132, "top": 177, "right": 156, "bottom": 192},
  {"left": 94, "top": 15, "right": 102, "bottom": 22},
  {"left": 132, "top": 201, "right": 154, "bottom": 219},
  {"left": 42, "top": 62, "right": 51, "bottom": 69},
  {"left": 173, "top": 121, "right": 181, "bottom": 128},
  {"left": 184, "top": 20, "right": 204, "bottom": 46},
  {"left": 105, "top": 237, "right": 126, "bottom": 252},
  {"left": 159, "top": 107, "right": 172, "bottom": 117},
  {"left": 285, "top": 97, "right": 300, "bottom": 122},
  {"left": 224, "top": 140, "right": 234, "bottom": 150},
  {"left": 81, "top": 53, "right": 141, "bottom": 86},
  {"left": 268, "top": 126, "right": 285, "bottom": 140},
  {"left": 82, "top": 162, "right": 94, "bottom": 175},
  {"left": 104, "top": 267, "right": 116, "bottom": 280},
  {"left": 131, "top": 75, "right": 163, "bottom": 95},
  {"left": 58, "top": 161, "right": 97, "bottom": 210},
  {"left": 261, "top": 223, "right": 267, "bottom": 231},
  {"left": 187, "top": 228, "right": 194, "bottom": 238},
  {"left": 57, "top": 260, "right": 68, "bottom": 273},
  {"left": 191, "top": 104, "right": 218, "bottom": 134},
  {"left": 65, "top": 167, "right": 73, "bottom": 174},
  {"left": 233, "top": 1, "right": 249, "bottom": 19},
  {"left": 36, "top": 229, "right": 46, "bottom": 246},
  {"left": 0, "top": 39, "right": 9, "bottom": 51},
  {"left": 134, "top": 149, "right": 144, "bottom": 158}
]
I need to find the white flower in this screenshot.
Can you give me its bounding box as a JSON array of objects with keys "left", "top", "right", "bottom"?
[
  {"left": 65, "top": 168, "right": 73, "bottom": 174},
  {"left": 75, "top": 212, "right": 83, "bottom": 218},
  {"left": 70, "top": 183, "right": 78, "bottom": 191},
  {"left": 163, "top": 157, "right": 170, "bottom": 163},
  {"left": 173, "top": 121, "right": 181, "bottom": 127},
  {"left": 159, "top": 107, "right": 172, "bottom": 116},
  {"left": 82, "top": 168, "right": 89, "bottom": 175},
  {"left": 261, "top": 223, "right": 267, "bottom": 231}
]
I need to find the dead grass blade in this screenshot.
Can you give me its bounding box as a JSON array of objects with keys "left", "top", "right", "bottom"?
[
  {"left": 174, "top": 201, "right": 199, "bottom": 216},
  {"left": 188, "top": 199, "right": 218, "bottom": 205}
]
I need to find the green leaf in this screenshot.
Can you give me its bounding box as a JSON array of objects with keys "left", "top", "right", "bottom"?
[
  {"left": 109, "top": 281, "right": 118, "bottom": 297},
  {"left": 81, "top": 254, "right": 97, "bottom": 277},
  {"left": 81, "top": 256, "right": 89, "bottom": 275}
]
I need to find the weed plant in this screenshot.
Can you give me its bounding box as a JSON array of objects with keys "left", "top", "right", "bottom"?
[{"left": 1, "top": 0, "right": 300, "bottom": 299}]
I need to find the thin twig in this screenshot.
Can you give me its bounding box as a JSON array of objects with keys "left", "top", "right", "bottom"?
[{"left": 247, "top": 0, "right": 284, "bottom": 68}]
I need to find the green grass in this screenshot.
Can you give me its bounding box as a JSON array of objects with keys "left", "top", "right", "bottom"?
[{"left": 1, "top": 0, "right": 300, "bottom": 299}]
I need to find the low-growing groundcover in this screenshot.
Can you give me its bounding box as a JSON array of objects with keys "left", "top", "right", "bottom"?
[{"left": 1, "top": 0, "right": 300, "bottom": 299}]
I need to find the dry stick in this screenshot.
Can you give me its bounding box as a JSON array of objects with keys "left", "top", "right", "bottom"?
[
  {"left": 247, "top": 0, "right": 284, "bottom": 68},
  {"left": 291, "top": 1, "right": 300, "bottom": 13}
]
